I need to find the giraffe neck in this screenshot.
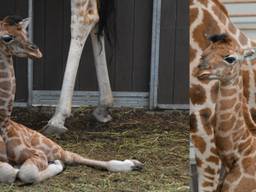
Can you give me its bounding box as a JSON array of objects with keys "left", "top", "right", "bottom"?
[
  {"left": 215, "top": 76, "right": 250, "bottom": 168},
  {"left": 0, "top": 50, "right": 16, "bottom": 133},
  {"left": 190, "top": 0, "right": 256, "bottom": 67}
]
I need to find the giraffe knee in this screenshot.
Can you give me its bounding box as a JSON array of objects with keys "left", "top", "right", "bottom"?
[
  {"left": 18, "top": 164, "right": 39, "bottom": 183},
  {"left": 0, "top": 162, "right": 19, "bottom": 183}
]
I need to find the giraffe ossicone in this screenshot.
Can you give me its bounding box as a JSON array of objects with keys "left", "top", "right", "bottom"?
[
  {"left": 0, "top": 15, "right": 143, "bottom": 184},
  {"left": 196, "top": 33, "right": 256, "bottom": 192}
]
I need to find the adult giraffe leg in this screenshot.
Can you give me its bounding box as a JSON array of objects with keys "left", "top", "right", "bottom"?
[
  {"left": 42, "top": 0, "right": 99, "bottom": 135},
  {"left": 90, "top": 26, "right": 113, "bottom": 123}
]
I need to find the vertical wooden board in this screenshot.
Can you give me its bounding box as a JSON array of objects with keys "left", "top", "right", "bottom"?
[
  {"left": 0, "top": 1, "right": 15, "bottom": 16},
  {"left": 114, "top": 0, "right": 135, "bottom": 91},
  {"left": 77, "top": 38, "right": 98, "bottom": 91},
  {"left": 104, "top": 12, "right": 117, "bottom": 92},
  {"left": 132, "top": 0, "right": 153, "bottom": 92},
  {"left": 61, "top": 0, "right": 71, "bottom": 88},
  {"left": 43, "top": 0, "right": 64, "bottom": 90},
  {"left": 0, "top": 0, "right": 28, "bottom": 102},
  {"left": 14, "top": 0, "right": 29, "bottom": 102},
  {"left": 157, "top": 0, "right": 177, "bottom": 104},
  {"left": 33, "top": 0, "right": 46, "bottom": 90},
  {"left": 173, "top": 0, "right": 189, "bottom": 104}
]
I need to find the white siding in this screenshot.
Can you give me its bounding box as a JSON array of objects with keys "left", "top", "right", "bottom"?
[{"left": 222, "top": 0, "right": 256, "bottom": 39}]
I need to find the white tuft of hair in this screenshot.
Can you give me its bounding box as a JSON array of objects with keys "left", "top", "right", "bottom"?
[
  {"left": 18, "top": 163, "right": 39, "bottom": 183},
  {"left": 0, "top": 162, "right": 19, "bottom": 183},
  {"left": 107, "top": 159, "right": 143, "bottom": 172}
]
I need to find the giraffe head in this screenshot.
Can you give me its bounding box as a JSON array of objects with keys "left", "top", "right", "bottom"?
[
  {"left": 0, "top": 15, "right": 42, "bottom": 59},
  {"left": 195, "top": 33, "right": 255, "bottom": 84}
]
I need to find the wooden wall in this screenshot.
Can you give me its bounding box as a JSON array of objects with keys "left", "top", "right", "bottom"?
[
  {"left": 33, "top": 0, "right": 153, "bottom": 92},
  {"left": 0, "top": 0, "right": 189, "bottom": 106},
  {"left": 158, "top": 0, "right": 189, "bottom": 105}
]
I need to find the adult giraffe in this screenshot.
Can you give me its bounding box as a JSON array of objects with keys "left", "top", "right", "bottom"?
[
  {"left": 190, "top": 0, "right": 256, "bottom": 191},
  {"left": 42, "top": 0, "right": 114, "bottom": 135}
]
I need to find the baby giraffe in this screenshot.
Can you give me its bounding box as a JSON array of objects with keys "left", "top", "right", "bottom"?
[
  {"left": 0, "top": 15, "right": 143, "bottom": 184},
  {"left": 195, "top": 33, "right": 256, "bottom": 192}
]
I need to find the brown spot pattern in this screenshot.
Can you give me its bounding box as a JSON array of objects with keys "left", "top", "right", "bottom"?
[
  {"left": 239, "top": 33, "right": 248, "bottom": 46},
  {"left": 190, "top": 113, "right": 197, "bottom": 133},
  {"left": 190, "top": 84, "right": 207, "bottom": 105},
  {"left": 192, "top": 135, "right": 207, "bottom": 154},
  {"left": 242, "top": 70, "right": 250, "bottom": 103},
  {"left": 200, "top": 108, "right": 213, "bottom": 135},
  {"left": 219, "top": 97, "right": 237, "bottom": 110},
  {"left": 210, "top": 82, "right": 219, "bottom": 103},
  {"left": 193, "top": 10, "right": 221, "bottom": 50},
  {"left": 218, "top": 116, "right": 236, "bottom": 131},
  {"left": 215, "top": 136, "right": 233, "bottom": 151},
  {"left": 206, "top": 155, "right": 219, "bottom": 165}
]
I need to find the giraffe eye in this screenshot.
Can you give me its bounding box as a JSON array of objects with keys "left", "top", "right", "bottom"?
[
  {"left": 1, "top": 35, "right": 14, "bottom": 43},
  {"left": 224, "top": 56, "right": 236, "bottom": 64}
]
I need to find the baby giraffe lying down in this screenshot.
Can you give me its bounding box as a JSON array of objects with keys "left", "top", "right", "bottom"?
[{"left": 0, "top": 15, "right": 143, "bottom": 184}]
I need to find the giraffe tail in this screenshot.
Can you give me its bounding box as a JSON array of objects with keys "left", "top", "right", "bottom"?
[{"left": 62, "top": 150, "right": 143, "bottom": 172}]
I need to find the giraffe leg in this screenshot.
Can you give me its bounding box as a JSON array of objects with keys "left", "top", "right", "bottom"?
[
  {"left": 90, "top": 26, "right": 113, "bottom": 123},
  {"left": 18, "top": 151, "right": 64, "bottom": 183},
  {"left": 42, "top": 0, "right": 99, "bottom": 135},
  {"left": 0, "top": 162, "right": 19, "bottom": 183},
  {"left": 0, "top": 136, "right": 18, "bottom": 183}
]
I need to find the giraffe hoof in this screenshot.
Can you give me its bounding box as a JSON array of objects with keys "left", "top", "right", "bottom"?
[
  {"left": 93, "top": 107, "right": 112, "bottom": 123},
  {"left": 41, "top": 123, "right": 68, "bottom": 136},
  {"left": 127, "top": 160, "right": 144, "bottom": 171}
]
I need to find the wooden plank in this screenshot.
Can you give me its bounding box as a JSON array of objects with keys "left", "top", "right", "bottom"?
[
  {"left": 173, "top": 0, "right": 189, "bottom": 104},
  {"left": 33, "top": 0, "right": 46, "bottom": 90},
  {"left": 114, "top": 0, "right": 135, "bottom": 91},
  {"left": 14, "top": 0, "right": 29, "bottom": 102},
  {"left": 132, "top": 0, "right": 153, "bottom": 92},
  {"left": 43, "top": 0, "right": 65, "bottom": 90},
  {"left": 61, "top": 0, "right": 71, "bottom": 89},
  {"left": 157, "top": 0, "right": 177, "bottom": 104},
  {"left": 78, "top": 38, "right": 98, "bottom": 91}
]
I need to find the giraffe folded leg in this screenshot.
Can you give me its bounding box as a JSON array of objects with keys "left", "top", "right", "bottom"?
[
  {"left": 0, "top": 136, "right": 19, "bottom": 183},
  {"left": 90, "top": 26, "right": 113, "bottom": 123},
  {"left": 18, "top": 152, "right": 64, "bottom": 184}
]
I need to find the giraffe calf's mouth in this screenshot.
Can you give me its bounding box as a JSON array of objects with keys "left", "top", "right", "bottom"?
[
  {"left": 28, "top": 49, "right": 42, "bottom": 59},
  {"left": 196, "top": 71, "right": 211, "bottom": 80}
]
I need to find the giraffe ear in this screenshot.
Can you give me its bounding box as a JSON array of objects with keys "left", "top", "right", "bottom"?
[
  {"left": 19, "top": 18, "right": 30, "bottom": 30},
  {"left": 243, "top": 48, "right": 256, "bottom": 61}
]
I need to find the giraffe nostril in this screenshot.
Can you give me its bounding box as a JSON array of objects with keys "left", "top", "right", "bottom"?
[{"left": 30, "top": 44, "right": 38, "bottom": 50}]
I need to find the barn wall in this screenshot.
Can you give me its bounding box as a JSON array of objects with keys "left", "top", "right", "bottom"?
[
  {"left": 222, "top": 0, "right": 256, "bottom": 39},
  {"left": 0, "top": 0, "right": 189, "bottom": 108},
  {"left": 33, "top": 0, "right": 153, "bottom": 92},
  {"left": 157, "top": 0, "right": 189, "bottom": 106}
]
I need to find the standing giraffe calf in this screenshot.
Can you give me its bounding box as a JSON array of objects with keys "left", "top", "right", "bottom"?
[
  {"left": 195, "top": 33, "right": 256, "bottom": 192},
  {"left": 0, "top": 15, "right": 143, "bottom": 184}
]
